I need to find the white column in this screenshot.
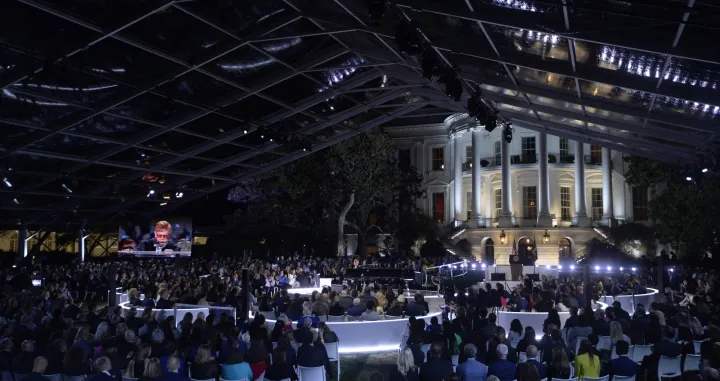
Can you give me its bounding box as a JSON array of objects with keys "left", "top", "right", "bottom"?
[
  {"left": 499, "top": 137, "right": 513, "bottom": 228},
  {"left": 413, "top": 141, "right": 424, "bottom": 212},
  {"left": 453, "top": 135, "right": 464, "bottom": 225},
  {"left": 537, "top": 132, "right": 552, "bottom": 227},
  {"left": 574, "top": 141, "right": 590, "bottom": 227},
  {"left": 470, "top": 129, "right": 483, "bottom": 227},
  {"left": 602, "top": 147, "right": 616, "bottom": 226}
]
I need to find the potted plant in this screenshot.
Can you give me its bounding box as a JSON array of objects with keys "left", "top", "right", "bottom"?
[
  {"left": 548, "top": 154, "right": 557, "bottom": 163},
  {"left": 481, "top": 160, "right": 489, "bottom": 167}
]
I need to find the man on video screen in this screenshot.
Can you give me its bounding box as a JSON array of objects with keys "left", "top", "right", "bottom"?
[{"left": 142, "top": 220, "right": 179, "bottom": 254}]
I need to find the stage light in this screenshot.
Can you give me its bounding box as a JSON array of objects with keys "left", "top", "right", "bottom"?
[
  {"left": 607, "top": 266, "right": 612, "bottom": 271},
  {"left": 503, "top": 124, "right": 513, "bottom": 143},
  {"left": 594, "top": 266, "right": 600, "bottom": 271},
  {"left": 61, "top": 184, "right": 73, "bottom": 193},
  {"left": 546, "top": 265, "right": 551, "bottom": 269},
  {"left": 686, "top": 176, "right": 692, "bottom": 181},
  {"left": 493, "top": 264, "right": 497, "bottom": 267},
  {"left": 558, "top": 265, "right": 563, "bottom": 270},
  {"left": 269, "top": 138, "right": 273, "bottom": 142},
  {"left": 12, "top": 198, "right": 19, "bottom": 205},
  {"left": 261, "top": 135, "right": 264, "bottom": 139},
  {"left": 303, "top": 148, "right": 306, "bottom": 151},
  {"left": 160, "top": 202, "right": 167, "bottom": 206},
  {"left": 620, "top": 267, "right": 624, "bottom": 271},
  {"left": 163, "top": 192, "right": 171, "bottom": 200},
  {"left": 471, "top": 263, "right": 477, "bottom": 269},
  {"left": 175, "top": 192, "right": 183, "bottom": 198},
  {"left": 702, "top": 168, "right": 708, "bottom": 173},
  {"left": 631, "top": 267, "right": 637, "bottom": 272},
  {"left": 442, "top": 73, "right": 463, "bottom": 101},
  {"left": 147, "top": 189, "right": 155, "bottom": 197},
  {"left": 367, "top": 0, "right": 386, "bottom": 25},
  {"left": 481, "top": 263, "right": 487, "bottom": 269},
  {"left": 570, "top": 265, "right": 575, "bottom": 270},
  {"left": 669, "top": 268, "right": 674, "bottom": 272},
  {"left": 2, "top": 178, "right": 11, "bottom": 188},
  {"left": 244, "top": 130, "right": 247, "bottom": 134}
]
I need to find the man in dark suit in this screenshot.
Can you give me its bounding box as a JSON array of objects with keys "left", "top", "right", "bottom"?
[
  {"left": 23, "top": 357, "right": 49, "bottom": 381},
  {"left": 157, "top": 356, "right": 189, "bottom": 381},
  {"left": 523, "top": 345, "right": 546, "bottom": 379},
  {"left": 156, "top": 290, "right": 173, "bottom": 309},
  {"left": 613, "top": 301, "right": 631, "bottom": 321},
  {"left": 610, "top": 341, "right": 639, "bottom": 377},
  {"left": 297, "top": 332, "right": 331, "bottom": 378},
  {"left": 488, "top": 344, "right": 517, "bottom": 381},
  {"left": 13, "top": 340, "right": 36, "bottom": 374},
  {"left": 593, "top": 309, "right": 611, "bottom": 336},
  {"left": 293, "top": 318, "right": 314, "bottom": 345},
  {"left": 641, "top": 326, "right": 682, "bottom": 381},
  {"left": 405, "top": 294, "right": 426, "bottom": 317},
  {"left": 87, "top": 357, "right": 116, "bottom": 381}
]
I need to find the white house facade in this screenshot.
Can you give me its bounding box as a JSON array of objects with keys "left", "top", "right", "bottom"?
[{"left": 387, "top": 114, "right": 650, "bottom": 265}]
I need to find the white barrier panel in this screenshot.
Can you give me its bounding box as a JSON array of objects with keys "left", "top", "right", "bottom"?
[
  {"left": 496, "top": 301, "right": 607, "bottom": 335},
  {"left": 319, "top": 278, "right": 332, "bottom": 288},
  {"left": 118, "top": 301, "right": 209, "bottom": 323},
  {"left": 600, "top": 288, "right": 659, "bottom": 313},
  {"left": 287, "top": 287, "right": 324, "bottom": 296},
  {"left": 485, "top": 266, "right": 560, "bottom": 281},
  {"left": 265, "top": 311, "right": 443, "bottom": 354}
]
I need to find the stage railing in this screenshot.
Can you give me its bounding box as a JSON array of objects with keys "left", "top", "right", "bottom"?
[
  {"left": 423, "top": 260, "right": 469, "bottom": 287},
  {"left": 174, "top": 303, "right": 236, "bottom": 325}
]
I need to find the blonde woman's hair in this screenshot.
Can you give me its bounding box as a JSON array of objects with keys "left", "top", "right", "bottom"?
[
  {"left": 609, "top": 321, "right": 624, "bottom": 344},
  {"left": 143, "top": 358, "right": 162, "bottom": 379},
  {"left": 652, "top": 310, "right": 666, "bottom": 326},
  {"left": 128, "top": 288, "right": 139, "bottom": 299},
  {"left": 194, "top": 345, "right": 214, "bottom": 364},
  {"left": 397, "top": 347, "right": 416, "bottom": 376}
]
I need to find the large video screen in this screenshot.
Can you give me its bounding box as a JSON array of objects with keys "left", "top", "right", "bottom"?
[{"left": 118, "top": 218, "right": 193, "bottom": 257}]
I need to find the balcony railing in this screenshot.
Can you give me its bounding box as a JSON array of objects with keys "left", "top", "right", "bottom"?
[
  {"left": 462, "top": 157, "right": 501, "bottom": 171},
  {"left": 512, "top": 153, "right": 538, "bottom": 164},
  {"left": 548, "top": 152, "right": 575, "bottom": 164}
]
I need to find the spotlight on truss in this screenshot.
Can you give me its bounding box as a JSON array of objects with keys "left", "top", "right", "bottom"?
[
  {"left": 394, "top": 20, "right": 422, "bottom": 55},
  {"left": 503, "top": 123, "right": 513, "bottom": 143},
  {"left": 421, "top": 49, "right": 439, "bottom": 80},
  {"left": 441, "top": 71, "right": 463, "bottom": 101},
  {"left": 367, "top": 0, "right": 387, "bottom": 25}
]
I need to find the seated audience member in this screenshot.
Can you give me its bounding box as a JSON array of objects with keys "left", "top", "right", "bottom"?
[
  {"left": 457, "top": 343, "right": 487, "bottom": 381},
  {"left": 390, "top": 347, "right": 420, "bottom": 381},
  {"left": 265, "top": 350, "right": 298, "bottom": 381},
  {"left": 293, "top": 318, "right": 314, "bottom": 345},
  {"left": 346, "top": 298, "right": 364, "bottom": 317},
  {"left": 141, "top": 358, "right": 163, "bottom": 381},
  {"left": 419, "top": 342, "right": 453, "bottom": 381},
  {"left": 362, "top": 301, "right": 381, "bottom": 321},
  {"left": 593, "top": 309, "right": 610, "bottom": 336},
  {"left": 546, "top": 348, "right": 572, "bottom": 380},
  {"left": 63, "top": 345, "right": 91, "bottom": 376},
  {"left": 24, "top": 357, "right": 49, "bottom": 381},
  {"left": 88, "top": 357, "right": 116, "bottom": 381},
  {"left": 387, "top": 299, "right": 404, "bottom": 316},
  {"left": 406, "top": 294, "right": 426, "bottom": 317},
  {"left": 487, "top": 327, "right": 517, "bottom": 364},
  {"left": 523, "top": 345, "right": 546, "bottom": 380},
  {"left": 190, "top": 345, "right": 219, "bottom": 380},
  {"left": 426, "top": 317, "right": 442, "bottom": 333},
  {"left": 541, "top": 329, "right": 574, "bottom": 364},
  {"left": 318, "top": 322, "right": 338, "bottom": 343},
  {"left": 515, "top": 326, "right": 538, "bottom": 353},
  {"left": 574, "top": 340, "right": 601, "bottom": 380},
  {"left": 609, "top": 340, "right": 639, "bottom": 377},
  {"left": 221, "top": 352, "right": 254, "bottom": 381},
  {"left": 641, "top": 325, "right": 682, "bottom": 381},
  {"left": 46, "top": 339, "right": 67, "bottom": 375},
  {"left": 13, "top": 340, "right": 36, "bottom": 374},
  {"left": 297, "top": 331, "right": 331, "bottom": 378},
  {"left": 328, "top": 298, "right": 344, "bottom": 316},
  {"left": 488, "top": 344, "right": 517, "bottom": 381},
  {"left": 407, "top": 334, "right": 425, "bottom": 366},
  {"left": 516, "top": 362, "right": 541, "bottom": 381}
]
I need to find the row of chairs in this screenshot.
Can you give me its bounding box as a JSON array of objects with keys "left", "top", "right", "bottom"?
[
  {"left": 259, "top": 310, "right": 404, "bottom": 322},
  {"left": 2, "top": 372, "right": 84, "bottom": 381}
]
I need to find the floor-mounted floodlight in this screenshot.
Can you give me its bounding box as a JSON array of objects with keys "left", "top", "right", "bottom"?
[
  {"left": 80, "top": 231, "right": 91, "bottom": 262},
  {"left": 23, "top": 231, "right": 38, "bottom": 258}
]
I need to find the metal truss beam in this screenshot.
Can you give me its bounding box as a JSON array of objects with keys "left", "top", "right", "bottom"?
[
  {"left": 4, "top": 0, "right": 304, "bottom": 155},
  {"left": 153, "top": 102, "right": 428, "bottom": 216}
]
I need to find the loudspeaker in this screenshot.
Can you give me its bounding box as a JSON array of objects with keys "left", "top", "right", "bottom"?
[{"left": 490, "top": 273, "right": 506, "bottom": 281}]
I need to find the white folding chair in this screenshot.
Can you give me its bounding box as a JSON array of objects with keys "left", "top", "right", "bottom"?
[
  {"left": 658, "top": 356, "right": 682, "bottom": 379},
  {"left": 693, "top": 340, "right": 703, "bottom": 354},
  {"left": 518, "top": 352, "right": 527, "bottom": 363},
  {"left": 272, "top": 342, "right": 279, "bottom": 350},
  {"left": 45, "top": 375, "right": 62, "bottom": 381},
  {"left": 575, "top": 337, "right": 588, "bottom": 355},
  {"left": 584, "top": 376, "right": 609, "bottom": 381},
  {"left": 511, "top": 339, "right": 521, "bottom": 349},
  {"left": 64, "top": 375, "right": 87, "bottom": 381},
  {"left": 297, "top": 366, "right": 326, "bottom": 381},
  {"left": 420, "top": 344, "right": 431, "bottom": 362},
  {"left": 452, "top": 355, "right": 459, "bottom": 367},
  {"left": 684, "top": 354, "right": 701, "bottom": 372},
  {"left": 632, "top": 345, "right": 653, "bottom": 363},
  {"left": 327, "top": 315, "right": 345, "bottom": 322},
  {"left": 613, "top": 376, "right": 635, "bottom": 381},
  {"left": 597, "top": 336, "right": 612, "bottom": 351},
  {"left": 325, "top": 341, "right": 340, "bottom": 381},
  {"left": 550, "top": 378, "right": 578, "bottom": 381}
]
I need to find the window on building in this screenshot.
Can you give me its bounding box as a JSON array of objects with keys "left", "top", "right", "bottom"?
[
  {"left": 559, "top": 138, "right": 569, "bottom": 160},
  {"left": 494, "top": 141, "right": 501, "bottom": 166},
  {"left": 495, "top": 189, "right": 502, "bottom": 219},
  {"left": 467, "top": 192, "right": 473, "bottom": 220},
  {"left": 591, "top": 188, "right": 603, "bottom": 220},
  {"left": 591, "top": 145, "right": 602, "bottom": 164},
  {"left": 433, "top": 192, "right": 445, "bottom": 223},
  {"left": 523, "top": 186, "right": 537, "bottom": 219},
  {"left": 431, "top": 147, "right": 444, "bottom": 171},
  {"left": 522, "top": 136, "right": 536, "bottom": 162},
  {"left": 466, "top": 145, "right": 473, "bottom": 163},
  {"left": 560, "top": 186, "right": 571, "bottom": 220},
  {"left": 399, "top": 148, "right": 411, "bottom": 171},
  {"left": 633, "top": 187, "right": 649, "bottom": 220}
]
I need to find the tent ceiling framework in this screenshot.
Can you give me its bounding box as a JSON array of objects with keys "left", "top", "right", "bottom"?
[{"left": 0, "top": 0, "right": 718, "bottom": 228}]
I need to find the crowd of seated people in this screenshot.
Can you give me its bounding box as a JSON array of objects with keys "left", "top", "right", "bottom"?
[{"left": 392, "top": 265, "right": 719, "bottom": 381}]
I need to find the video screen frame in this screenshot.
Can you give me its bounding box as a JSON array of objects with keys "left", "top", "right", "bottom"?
[{"left": 118, "top": 218, "right": 193, "bottom": 257}]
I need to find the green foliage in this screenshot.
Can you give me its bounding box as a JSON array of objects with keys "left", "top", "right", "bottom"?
[
  {"left": 606, "top": 223, "right": 656, "bottom": 257},
  {"left": 624, "top": 156, "right": 680, "bottom": 188},
  {"left": 229, "top": 130, "right": 427, "bottom": 252}
]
